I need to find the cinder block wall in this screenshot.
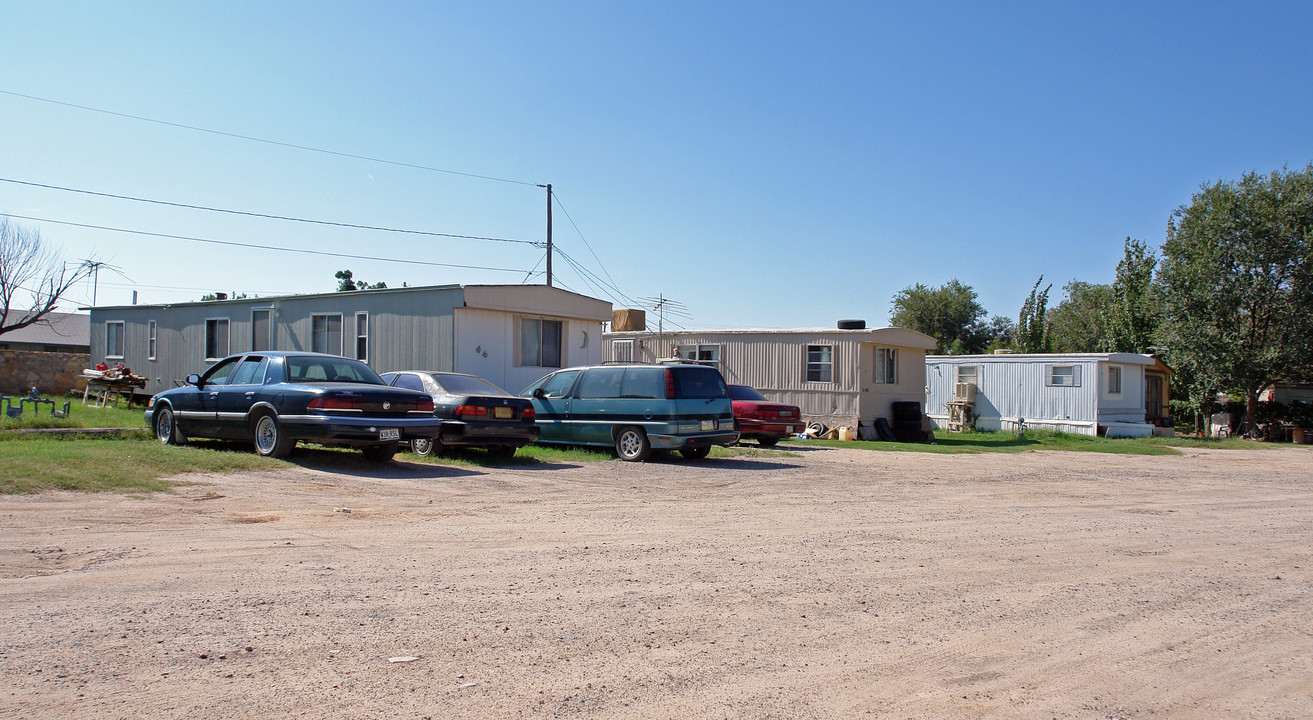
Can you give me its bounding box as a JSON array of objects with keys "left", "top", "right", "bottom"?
[{"left": 0, "top": 350, "right": 89, "bottom": 396}]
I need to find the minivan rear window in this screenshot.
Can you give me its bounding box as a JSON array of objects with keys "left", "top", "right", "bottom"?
[
  {"left": 577, "top": 368, "right": 625, "bottom": 398},
  {"left": 673, "top": 366, "right": 729, "bottom": 399},
  {"left": 620, "top": 368, "right": 665, "bottom": 399}
]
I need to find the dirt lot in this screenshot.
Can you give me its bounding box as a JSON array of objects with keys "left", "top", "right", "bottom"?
[{"left": 1, "top": 445, "right": 1310, "bottom": 719}]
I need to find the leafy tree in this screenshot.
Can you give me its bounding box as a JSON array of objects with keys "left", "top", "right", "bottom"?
[
  {"left": 1157, "top": 164, "right": 1313, "bottom": 427},
  {"left": 0, "top": 216, "right": 95, "bottom": 337},
  {"left": 1047, "top": 280, "right": 1112, "bottom": 353},
  {"left": 980, "top": 315, "right": 1015, "bottom": 353},
  {"left": 1102, "top": 237, "right": 1159, "bottom": 353},
  {"left": 335, "top": 269, "right": 386, "bottom": 291},
  {"left": 1014, "top": 276, "right": 1052, "bottom": 353},
  {"left": 889, "top": 279, "right": 988, "bottom": 354}
]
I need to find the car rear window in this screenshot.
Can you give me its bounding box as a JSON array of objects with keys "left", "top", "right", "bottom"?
[
  {"left": 673, "top": 366, "right": 729, "bottom": 399},
  {"left": 286, "top": 356, "right": 383, "bottom": 384},
  {"left": 432, "top": 373, "right": 506, "bottom": 396},
  {"left": 730, "top": 385, "right": 767, "bottom": 401}
]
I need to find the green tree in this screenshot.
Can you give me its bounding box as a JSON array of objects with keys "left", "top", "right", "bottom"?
[
  {"left": 1102, "top": 238, "right": 1159, "bottom": 353},
  {"left": 1047, "top": 280, "right": 1112, "bottom": 353},
  {"left": 1014, "top": 276, "right": 1052, "bottom": 353},
  {"left": 889, "top": 279, "right": 988, "bottom": 354},
  {"left": 1157, "top": 164, "right": 1313, "bottom": 427},
  {"left": 980, "top": 315, "right": 1015, "bottom": 353},
  {"left": 335, "top": 269, "right": 387, "bottom": 292}
]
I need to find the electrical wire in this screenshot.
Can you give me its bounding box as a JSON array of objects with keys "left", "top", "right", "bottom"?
[
  {"left": 4, "top": 214, "right": 529, "bottom": 274},
  {"left": 554, "top": 247, "right": 640, "bottom": 308},
  {"left": 550, "top": 191, "right": 626, "bottom": 299},
  {"left": 0, "top": 89, "right": 540, "bottom": 187},
  {"left": 0, "top": 177, "right": 540, "bottom": 247}
]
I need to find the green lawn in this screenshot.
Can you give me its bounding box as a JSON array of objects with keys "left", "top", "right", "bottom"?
[
  {"left": 0, "top": 399, "right": 147, "bottom": 430},
  {"left": 779, "top": 429, "right": 1304, "bottom": 455},
  {"left": 0, "top": 436, "right": 285, "bottom": 494}
]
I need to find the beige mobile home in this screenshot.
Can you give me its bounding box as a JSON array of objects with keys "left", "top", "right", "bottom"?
[
  {"left": 89, "top": 284, "right": 611, "bottom": 397},
  {"left": 603, "top": 321, "right": 938, "bottom": 429}
]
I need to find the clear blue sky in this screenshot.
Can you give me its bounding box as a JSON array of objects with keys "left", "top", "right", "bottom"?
[{"left": 3, "top": 2, "right": 1311, "bottom": 330}]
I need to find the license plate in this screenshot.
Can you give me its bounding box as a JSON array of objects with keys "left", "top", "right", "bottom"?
[
  {"left": 700, "top": 420, "right": 715, "bottom": 431},
  {"left": 380, "top": 428, "right": 400, "bottom": 441},
  {"left": 494, "top": 406, "right": 513, "bottom": 419}
]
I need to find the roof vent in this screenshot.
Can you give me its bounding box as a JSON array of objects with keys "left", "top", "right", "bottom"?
[{"left": 837, "top": 319, "right": 866, "bottom": 330}]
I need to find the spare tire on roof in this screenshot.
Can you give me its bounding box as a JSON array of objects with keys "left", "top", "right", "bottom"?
[{"left": 837, "top": 319, "right": 866, "bottom": 330}]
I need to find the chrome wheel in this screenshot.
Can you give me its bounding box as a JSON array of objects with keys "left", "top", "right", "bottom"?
[
  {"left": 155, "top": 406, "right": 180, "bottom": 445},
  {"left": 412, "top": 436, "right": 440, "bottom": 456},
  {"left": 615, "top": 426, "right": 651, "bottom": 462},
  {"left": 253, "top": 414, "right": 294, "bottom": 458}
]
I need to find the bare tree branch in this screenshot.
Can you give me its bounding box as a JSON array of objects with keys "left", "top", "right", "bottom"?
[{"left": 0, "top": 215, "right": 96, "bottom": 337}]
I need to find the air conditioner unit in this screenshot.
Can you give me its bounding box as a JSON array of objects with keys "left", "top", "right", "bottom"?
[{"left": 954, "top": 382, "right": 976, "bottom": 402}]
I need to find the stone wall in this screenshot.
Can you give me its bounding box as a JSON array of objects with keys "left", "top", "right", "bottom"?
[{"left": 0, "top": 350, "right": 89, "bottom": 397}]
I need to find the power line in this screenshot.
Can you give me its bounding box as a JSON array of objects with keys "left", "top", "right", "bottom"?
[
  {"left": 554, "top": 247, "right": 639, "bottom": 309},
  {"left": 551, "top": 191, "right": 625, "bottom": 300},
  {"left": 0, "top": 177, "right": 540, "bottom": 247},
  {"left": 0, "top": 89, "right": 540, "bottom": 187},
  {"left": 553, "top": 250, "right": 612, "bottom": 304},
  {"left": 4, "top": 214, "right": 528, "bottom": 274}
]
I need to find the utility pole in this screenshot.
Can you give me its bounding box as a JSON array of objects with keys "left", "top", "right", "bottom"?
[{"left": 538, "top": 183, "right": 553, "bottom": 287}]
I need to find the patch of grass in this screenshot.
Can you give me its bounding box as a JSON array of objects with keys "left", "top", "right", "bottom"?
[
  {"left": 0, "top": 436, "right": 286, "bottom": 494},
  {"left": 401, "top": 443, "right": 617, "bottom": 468},
  {"left": 783, "top": 429, "right": 1184, "bottom": 456},
  {"left": 712, "top": 444, "right": 800, "bottom": 459},
  {"left": 0, "top": 400, "right": 147, "bottom": 430}
]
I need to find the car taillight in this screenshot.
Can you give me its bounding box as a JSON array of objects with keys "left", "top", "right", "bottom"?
[
  {"left": 455, "top": 404, "right": 487, "bottom": 416},
  {"left": 756, "top": 408, "right": 779, "bottom": 420},
  {"left": 415, "top": 397, "right": 435, "bottom": 413},
  {"left": 521, "top": 406, "right": 535, "bottom": 421},
  {"left": 308, "top": 396, "right": 366, "bottom": 411},
  {"left": 665, "top": 369, "right": 675, "bottom": 399}
]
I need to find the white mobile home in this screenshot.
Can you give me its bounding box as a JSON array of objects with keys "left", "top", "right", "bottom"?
[
  {"left": 89, "top": 284, "right": 612, "bottom": 397},
  {"left": 603, "top": 322, "right": 938, "bottom": 429},
  {"left": 925, "top": 352, "right": 1156, "bottom": 437}
]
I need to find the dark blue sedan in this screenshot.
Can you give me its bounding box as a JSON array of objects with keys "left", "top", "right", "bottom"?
[{"left": 144, "top": 352, "right": 444, "bottom": 461}]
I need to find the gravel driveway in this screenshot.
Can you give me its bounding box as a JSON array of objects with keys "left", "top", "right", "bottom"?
[{"left": 1, "top": 445, "right": 1310, "bottom": 719}]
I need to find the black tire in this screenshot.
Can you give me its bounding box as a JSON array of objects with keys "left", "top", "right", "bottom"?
[
  {"left": 614, "top": 426, "right": 652, "bottom": 462},
  {"left": 362, "top": 442, "right": 398, "bottom": 462},
  {"left": 412, "top": 436, "right": 443, "bottom": 457},
  {"left": 680, "top": 446, "right": 711, "bottom": 460},
  {"left": 154, "top": 404, "right": 186, "bottom": 445},
  {"left": 757, "top": 437, "right": 779, "bottom": 448},
  {"left": 487, "top": 445, "right": 516, "bottom": 461},
  {"left": 253, "top": 413, "right": 296, "bottom": 458}
]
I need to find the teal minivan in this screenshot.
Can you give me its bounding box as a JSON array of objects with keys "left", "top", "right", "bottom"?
[{"left": 521, "top": 363, "right": 739, "bottom": 462}]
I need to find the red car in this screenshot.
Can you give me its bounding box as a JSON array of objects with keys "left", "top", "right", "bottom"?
[{"left": 729, "top": 385, "right": 805, "bottom": 447}]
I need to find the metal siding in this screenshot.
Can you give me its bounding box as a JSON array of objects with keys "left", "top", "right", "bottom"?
[
  {"left": 91, "top": 287, "right": 471, "bottom": 396},
  {"left": 926, "top": 356, "right": 1103, "bottom": 426},
  {"left": 601, "top": 330, "right": 930, "bottom": 425}
]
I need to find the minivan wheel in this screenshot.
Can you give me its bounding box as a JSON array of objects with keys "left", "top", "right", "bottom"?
[
  {"left": 680, "top": 446, "right": 711, "bottom": 460},
  {"left": 614, "top": 426, "right": 651, "bottom": 462}
]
